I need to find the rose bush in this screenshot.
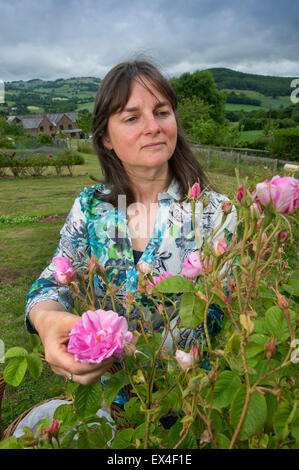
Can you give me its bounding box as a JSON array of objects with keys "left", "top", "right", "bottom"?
[{"left": 1, "top": 174, "right": 298, "bottom": 450}]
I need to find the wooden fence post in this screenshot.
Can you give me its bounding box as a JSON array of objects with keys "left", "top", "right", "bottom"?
[{"left": 207, "top": 150, "right": 211, "bottom": 170}]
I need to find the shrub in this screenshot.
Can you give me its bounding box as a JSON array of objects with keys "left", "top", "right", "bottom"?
[
  {"left": 38, "top": 133, "right": 53, "bottom": 145},
  {"left": 269, "top": 127, "right": 299, "bottom": 161},
  {"left": 0, "top": 136, "right": 15, "bottom": 149}
]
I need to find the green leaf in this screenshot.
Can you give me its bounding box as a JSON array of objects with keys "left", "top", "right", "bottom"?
[
  {"left": 249, "top": 334, "right": 269, "bottom": 346},
  {"left": 216, "top": 432, "right": 230, "bottom": 449},
  {"left": 111, "top": 428, "right": 134, "bottom": 449},
  {"left": 29, "top": 334, "right": 42, "bottom": 352},
  {"left": 230, "top": 387, "right": 267, "bottom": 441},
  {"left": 282, "top": 279, "right": 299, "bottom": 298},
  {"left": 156, "top": 275, "right": 195, "bottom": 294},
  {"left": 103, "top": 369, "right": 130, "bottom": 408},
  {"left": 179, "top": 292, "right": 205, "bottom": 328},
  {"left": 4, "top": 347, "right": 28, "bottom": 360},
  {"left": 245, "top": 343, "right": 265, "bottom": 359},
  {"left": 3, "top": 357, "right": 27, "bottom": 386},
  {"left": 0, "top": 436, "right": 23, "bottom": 449},
  {"left": 74, "top": 382, "right": 102, "bottom": 417},
  {"left": 265, "top": 306, "right": 289, "bottom": 341},
  {"left": 273, "top": 401, "right": 297, "bottom": 440},
  {"left": 212, "top": 371, "right": 242, "bottom": 409},
  {"left": 26, "top": 353, "right": 43, "bottom": 379}
]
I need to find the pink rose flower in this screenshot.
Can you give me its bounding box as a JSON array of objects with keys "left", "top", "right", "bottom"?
[
  {"left": 214, "top": 237, "right": 227, "bottom": 256},
  {"left": 181, "top": 251, "right": 210, "bottom": 279},
  {"left": 255, "top": 176, "right": 299, "bottom": 214},
  {"left": 146, "top": 271, "right": 175, "bottom": 289},
  {"left": 237, "top": 184, "right": 245, "bottom": 203},
  {"left": 221, "top": 201, "right": 232, "bottom": 214},
  {"left": 175, "top": 345, "right": 201, "bottom": 371},
  {"left": 190, "top": 182, "right": 201, "bottom": 199},
  {"left": 53, "top": 256, "right": 75, "bottom": 284},
  {"left": 67, "top": 309, "right": 133, "bottom": 364}
]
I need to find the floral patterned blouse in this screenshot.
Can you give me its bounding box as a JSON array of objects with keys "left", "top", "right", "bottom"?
[{"left": 25, "top": 178, "right": 237, "bottom": 352}]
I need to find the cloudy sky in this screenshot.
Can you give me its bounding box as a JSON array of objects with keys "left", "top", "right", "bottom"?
[{"left": 0, "top": 0, "right": 298, "bottom": 82}]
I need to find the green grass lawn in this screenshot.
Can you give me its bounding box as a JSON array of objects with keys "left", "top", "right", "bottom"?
[
  {"left": 0, "top": 148, "right": 298, "bottom": 431},
  {"left": 239, "top": 130, "right": 264, "bottom": 142}
]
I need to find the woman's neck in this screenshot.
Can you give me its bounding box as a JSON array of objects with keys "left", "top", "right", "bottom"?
[{"left": 126, "top": 163, "right": 170, "bottom": 205}]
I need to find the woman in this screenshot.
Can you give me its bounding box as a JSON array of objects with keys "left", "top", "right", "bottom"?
[{"left": 25, "top": 60, "right": 237, "bottom": 391}]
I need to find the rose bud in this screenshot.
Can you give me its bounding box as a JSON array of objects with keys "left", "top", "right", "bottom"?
[
  {"left": 190, "top": 182, "right": 201, "bottom": 199},
  {"left": 277, "top": 293, "right": 289, "bottom": 310},
  {"left": 221, "top": 201, "right": 232, "bottom": 214},
  {"left": 265, "top": 338, "right": 277, "bottom": 359},
  {"left": 237, "top": 184, "right": 245, "bottom": 203},
  {"left": 278, "top": 231, "right": 289, "bottom": 243}
]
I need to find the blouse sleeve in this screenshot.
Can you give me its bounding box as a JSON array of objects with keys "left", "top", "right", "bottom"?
[{"left": 24, "top": 195, "right": 90, "bottom": 334}]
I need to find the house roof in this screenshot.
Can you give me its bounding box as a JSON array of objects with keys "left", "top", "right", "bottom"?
[{"left": 7, "top": 112, "right": 78, "bottom": 129}]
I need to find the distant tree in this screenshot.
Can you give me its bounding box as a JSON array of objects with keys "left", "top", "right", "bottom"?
[
  {"left": 170, "top": 70, "right": 226, "bottom": 124},
  {"left": 75, "top": 112, "right": 92, "bottom": 137}
]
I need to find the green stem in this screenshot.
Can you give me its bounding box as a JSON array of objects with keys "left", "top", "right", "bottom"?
[{"left": 229, "top": 330, "right": 251, "bottom": 449}]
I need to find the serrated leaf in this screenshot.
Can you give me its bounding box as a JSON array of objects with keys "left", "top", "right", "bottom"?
[
  {"left": 3, "top": 357, "right": 27, "bottom": 386},
  {"left": 265, "top": 306, "right": 289, "bottom": 341},
  {"left": 74, "top": 382, "right": 102, "bottom": 417},
  {"left": 230, "top": 387, "right": 267, "bottom": 441},
  {"left": 111, "top": 428, "right": 134, "bottom": 449},
  {"left": 103, "top": 369, "right": 130, "bottom": 408},
  {"left": 4, "top": 347, "right": 28, "bottom": 360},
  {"left": 245, "top": 343, "right": 265, "bottom": 359},
  {"left": 273, "top": 401, "right": 297, "bottom": 440},
  {"left": 26, "top": 353, "right": 43, "bottom": 379},
  {"left": 212, "top": 371, "right": 242, "bottom": 409},
  {"left": 156, "top": 275, "right": 195, "bottom": 294},
  {"left": 282, "top": 279, "right": 299, "bottom": 298},
  {"left": 179, "top": 292, "right": 205, "bottom": 328}
]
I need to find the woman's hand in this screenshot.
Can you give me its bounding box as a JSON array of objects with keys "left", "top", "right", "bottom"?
[{"left": 29, "top": 303, "right": 115, "bottom": 385}]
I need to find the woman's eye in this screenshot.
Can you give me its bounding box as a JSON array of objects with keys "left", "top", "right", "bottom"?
[
  {"left": 125, "top": 116, "right": 137, "bottom": 123},
  {"left": 158, "top": 110, "right": 170, "bottom": 117}
]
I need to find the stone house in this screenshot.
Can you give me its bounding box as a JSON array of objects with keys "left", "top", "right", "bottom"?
[{"left": 7, "top": 112, "right": 84, "bottom": 139}]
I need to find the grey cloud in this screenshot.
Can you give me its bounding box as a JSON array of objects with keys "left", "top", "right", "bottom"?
[{"left": 0, "top": 0, "right": 298, "bottom": 81}]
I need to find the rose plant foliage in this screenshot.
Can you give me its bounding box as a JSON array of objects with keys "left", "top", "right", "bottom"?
[{"left": 1, "top": 175, "right": 299, "bottom": 450}]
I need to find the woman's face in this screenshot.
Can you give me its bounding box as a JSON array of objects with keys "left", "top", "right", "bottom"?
[{"left": 102, "top": 77, "right": 177, "bottom": 173}]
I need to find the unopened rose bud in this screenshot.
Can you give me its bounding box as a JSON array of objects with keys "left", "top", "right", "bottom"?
[
  {"left": 138, "top": 261, "right": 151, "bottom": 275},
  {"left": 190, "top": 182, "right": 201, "bottom": 199},
  {"left": 237, "top": 184, "right": 244, "bottom": 203},
  {"left": 250, "top": 202, "right": 262, "bottom": 220},
  {"left": 277, "top": 293, "right": 289, "bottom": 310},
  {"left": 265, "top": 338, "right": 277, "bottom": 359},
  {"left": 221, "top": 201, "right": 232, "bottom": 214},
  {"left": 278, "top": 231, "right": 289, "bottom": 243}
]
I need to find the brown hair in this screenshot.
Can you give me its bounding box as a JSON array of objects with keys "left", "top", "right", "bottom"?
[{"left": 92, "top": 60, "right": 210, "bottom": 206}]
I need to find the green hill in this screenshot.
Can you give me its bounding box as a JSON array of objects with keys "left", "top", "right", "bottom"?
[{"left": 0, "top": 68, "right": 296, "bottom": 117}]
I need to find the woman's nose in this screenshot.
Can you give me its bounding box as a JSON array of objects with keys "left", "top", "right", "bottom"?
[{"left": 143, "top": 114, "right": 160, "bottom": 134}]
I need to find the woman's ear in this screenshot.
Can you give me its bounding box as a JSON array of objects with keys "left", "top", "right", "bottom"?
[{"left": 101, "top": 133, "right": 113, "bottom": 150}]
